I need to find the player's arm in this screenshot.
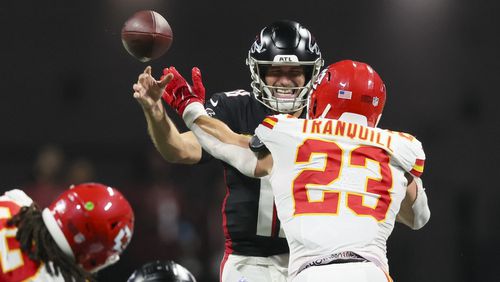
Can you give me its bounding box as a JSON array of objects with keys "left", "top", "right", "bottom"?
[
  {"left": 396, "top": 174, "right": 430, "bottom": 230},
  {"left": 133, "top": 66, "right": 202, "bottom": 164},
  {"left": 162, "top": 66, "right": 272, "bottom": 177},
  {"left": 256, "top": 151, "right": 273, "bottom": 177},
  {"left": 390, "top": 132, "right": 430, "bottom": 229},
  {"left": 142, "top": 108, "right": 202, "bottom": 164},
  {"left": 192, "top": 115, "right": 272, "bottom": 177},
  {"left": 194, "top": 115, "right": 250, "bottom": 148}
]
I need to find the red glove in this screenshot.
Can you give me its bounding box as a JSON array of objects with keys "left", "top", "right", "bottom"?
[{"left": 161, "top": 67, "right": 206, "bottom": 117}]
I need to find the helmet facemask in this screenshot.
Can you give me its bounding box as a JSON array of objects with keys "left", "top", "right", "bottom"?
[
  {"left": 247, "top": 20, "right": 323, "bottom": 114},
  {"left": 248, "top": 56, "right": 323, "bottom": 113}
]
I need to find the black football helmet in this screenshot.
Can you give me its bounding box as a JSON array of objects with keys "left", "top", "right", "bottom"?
[
  {"left": 127, "top": 260, "right": 196, "bottom": 282},
  {"left": 247, "top": 20, "right": 323, "bottom": 113}
]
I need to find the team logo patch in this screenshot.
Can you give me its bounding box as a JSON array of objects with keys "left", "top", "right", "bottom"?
[
  {"left": 209, "top": 98, "right": 218, "bottom": 107},
  {"left": 373, "top": 97, "right": 379, "bottom": 106},
  {"left": 274, "top": 55, "right": 299, "bottom": 63}
]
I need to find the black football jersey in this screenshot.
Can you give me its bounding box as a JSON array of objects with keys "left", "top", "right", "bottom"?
[{"left": 203, "top": 89, "right": 305, "bottom": 257}]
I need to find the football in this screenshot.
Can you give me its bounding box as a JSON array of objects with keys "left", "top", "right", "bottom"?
[{"left": 121, "top": 10, "right": 173, "bottom": 62}]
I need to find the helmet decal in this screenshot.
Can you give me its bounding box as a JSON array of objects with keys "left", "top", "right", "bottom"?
[
  {"left": 250, "top": 29, "right": 266, "bottom": 54},
  {"left": 74, "top": 233, "right": 85, "bottom": 244},
  {"left": 113, "top": 225, "right": 132, "bottom": 252},
  {"left": 338, "top": 89, "right": 352, "bottom": 100},
  {"left": 307, "top": 32, "right": 321, "bottom": 56},
  {"left": 84, "top": 201, "right": 94, "bottom": 211},
  {"left": 273, "top": 55, "right": 299, "bottom": 62}
]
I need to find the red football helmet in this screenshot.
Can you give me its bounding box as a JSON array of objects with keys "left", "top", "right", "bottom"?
[
  {"left": 308, "top": 60, "right": 386, "bottom": 127},
  {"left": 42, "top": 183, "right": 134, "bottom": 272}
]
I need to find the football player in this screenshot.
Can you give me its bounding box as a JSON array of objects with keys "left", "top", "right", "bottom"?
[
  {"left": 133, "top": 20, "right": 323, "bottom": 282},
  {"left": 0, "top": 183, "right": 134, "bottom": 282},
  {"left": 164, "top": 60, "right": 430, "bottom": 281}
]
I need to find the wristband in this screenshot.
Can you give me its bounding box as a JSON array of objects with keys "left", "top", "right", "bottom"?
[{"left": 182, "top": 102, "right": 208, "bottom": 128}]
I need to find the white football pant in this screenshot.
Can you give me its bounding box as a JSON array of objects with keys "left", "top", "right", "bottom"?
[{"left": 220, "top": 253, "right": 288, "bottom": 282}]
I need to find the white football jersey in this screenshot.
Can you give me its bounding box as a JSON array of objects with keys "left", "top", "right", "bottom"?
[
  {"left": 255, "top": 115, "right": 425, "bottom": 278},
  {"left": 0, "top": 190, "right": 65, "bottom": 282}
]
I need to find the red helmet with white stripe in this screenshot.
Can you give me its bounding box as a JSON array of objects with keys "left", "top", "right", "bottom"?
[
  {"left": 308, "top": 60, "right": 386, "bottom": 127},
  {"left": 42, "top": 183, "right": 134, "bottom": 272}
]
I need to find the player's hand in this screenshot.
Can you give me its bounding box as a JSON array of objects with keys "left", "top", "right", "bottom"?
[
  {"left": 133, "top": 66, "right": 173, "bottom": 120},
  {"left": 162, "top": 66, "right": 206, "bottom": 117}
]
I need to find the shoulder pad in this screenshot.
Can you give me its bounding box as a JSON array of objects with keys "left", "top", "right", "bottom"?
[
  {"left": 3, "top": 189, "right": 33, "bottom": 206},
  {"left": 389, "top": 130, "right": 426, "bottom": 177},
  {"left": 249, "top": 135, "right": 268, "bottom": 152}
]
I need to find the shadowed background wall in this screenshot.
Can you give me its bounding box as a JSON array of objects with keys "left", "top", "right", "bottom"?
[{"left": 0, "top": 0, "right": 499, "bottom": 281}]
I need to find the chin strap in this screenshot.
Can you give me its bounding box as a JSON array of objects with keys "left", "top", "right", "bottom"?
[
  {"left": 319, "top": 104, "right": 332, "bottom": 119},
  {"left": 90, "top": 254, "right": 120, "bottom": 273}
]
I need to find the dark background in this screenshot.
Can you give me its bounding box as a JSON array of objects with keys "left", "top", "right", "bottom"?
[{"left": 1, "top": 0, "right": 499, "bottom": 281}]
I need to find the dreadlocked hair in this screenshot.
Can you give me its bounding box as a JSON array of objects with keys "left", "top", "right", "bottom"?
[{"left": 7, "top": 204, "right": 96, "bottom": 282}]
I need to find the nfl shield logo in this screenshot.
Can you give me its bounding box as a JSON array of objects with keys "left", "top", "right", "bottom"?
[{"left": 373, "top": 97, "right": 379, "bottom": 106}]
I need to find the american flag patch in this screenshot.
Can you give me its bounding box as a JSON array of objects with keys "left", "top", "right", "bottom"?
[{"left": 338, "top": 90, "right": 352, "bottom": 99}]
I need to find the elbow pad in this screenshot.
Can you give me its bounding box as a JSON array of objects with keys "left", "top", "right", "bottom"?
[{"left": 411, "top": 178, "right": 431, "bottom": 230}]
